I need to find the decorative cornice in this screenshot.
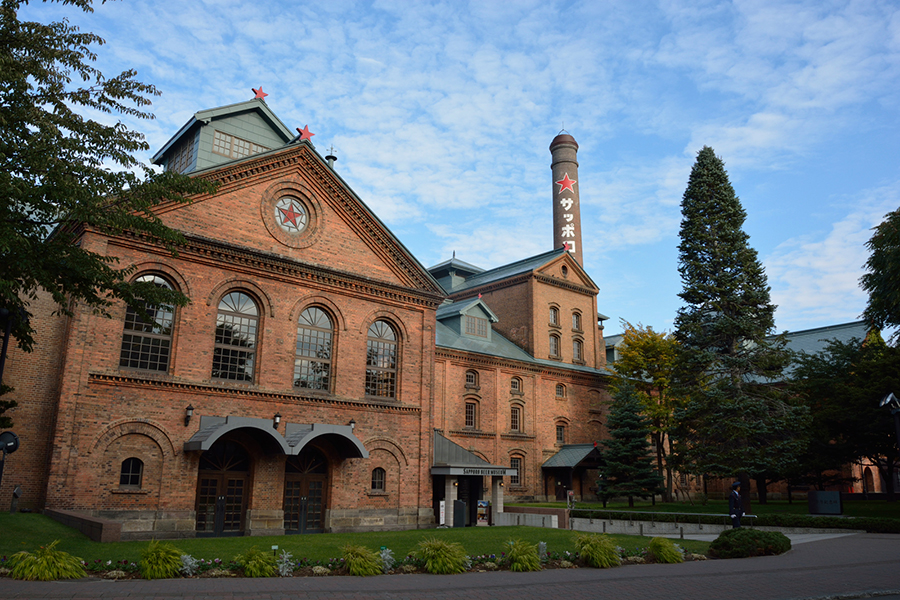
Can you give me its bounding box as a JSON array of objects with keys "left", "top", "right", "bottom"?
[
  {"left": 533, "top": 273, "right": 598, "bottom": 296},
  {"left": 108, "top": 231, "right": 444, "bottom": 310},
  {"left": 500, "top": 433, "right": 536, "bottom": 441},
  {"left": 87, "top": 372, "right": 421, "bottom": 415}
]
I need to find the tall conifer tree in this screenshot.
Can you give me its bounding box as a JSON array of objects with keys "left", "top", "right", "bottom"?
[
  {"left": 601, "top": 382, "right": 663, "bottom": 508},
  {"left": 672, "top": 147, "right": 808, "bottom": 499}
]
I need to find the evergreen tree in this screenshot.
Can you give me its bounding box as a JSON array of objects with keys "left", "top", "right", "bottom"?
[
  {"left": 0, "top": 0, "right": 216, "bottom": 357},
  {"left": 671, "top": 147, "right": 809, "bottom": 503},
  {"left": 601, "top": 382, "right": 663, "bottom": 508},
  {"left": 861, "top": 207, "right": 900, "bottom": 343}
]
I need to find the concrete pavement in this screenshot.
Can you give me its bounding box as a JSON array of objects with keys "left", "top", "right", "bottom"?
[{"left": 0, "top": 532, "right": 898, "bottom": 600}]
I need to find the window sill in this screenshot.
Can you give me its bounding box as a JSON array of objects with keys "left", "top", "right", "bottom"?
[
  {"left": 548, "top": 355, "right": 562, "bottom": 361},
  {"left": 112, "top": 489, "right": 150, "bottom": 495},
  {"left": 572, "top": 328, "right": 584, "bottom": 334},
  {"left": 548, "top": 323, "right": 561, "bottom": 330},
  {"left": 510, "top": 390, "right": 524, "bottom": 397},
  {"left": 464, "top": 384, "right": 481, "bottom": 391},
  {"left": 367, "top": 491, "right": 388, "bottom": 497}
]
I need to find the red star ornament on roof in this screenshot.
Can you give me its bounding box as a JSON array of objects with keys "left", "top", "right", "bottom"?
[
  {"left": 297, "top": 125, "right": 315, "bottom": 141},
  {"left": 279, "top": 203, "right": 304, "bottom": 228},
  {"left": 252, "top": 86, "right": 268, "bottom": 100},
  {"left": 556, "top": 173, "right": 577, "bottom": 193}
]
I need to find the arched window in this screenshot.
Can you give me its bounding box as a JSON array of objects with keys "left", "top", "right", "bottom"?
[
  {"left": 294, "top": 307, "right": 333, "bottom": 390},
  {"left": 465, "top": 370, "right": 479, "bottom": 387},
  {"left": 119, "top": 457, "right": 143, "bottom": 488},
  {"left": 555, "top": 384, "right": 566, "bottom": 398},
  {"left": 549, "top": 334, "right": 560, "bottom": 357},
  {"left": 465, "top": 401, "right": 478, "bottom": 429},
  {"left": 510, "top": 456, "right": 522, "bottom": 487},
  {"left": 212, "top": 291, "right": 259, "bottom": 382},
  {"left": 549, "top": 306, "right": 559, "bottom": 326},
  {"left": 371, "top": 467, "right": 386, "bottom": 492},
  {"left": 573, "top": 339, "right": 584, "bottom": 362},
  {"left": 366, "top": 320, "right": 398, "bottom": 398},
  {"left": 119, "top": 274, "right": 175, "bottom": 372},
  {"left": 510, "top": 377, "right": 521, "bottom": 392},
  {"left": 572, "top": 311, "right": 582, "bottom": 331},
  {"left": 556, "top": 423, "right": 566, "bottom": 444},
  {"left": 510, "top": 405, "right": 522, "bottom": 432}
]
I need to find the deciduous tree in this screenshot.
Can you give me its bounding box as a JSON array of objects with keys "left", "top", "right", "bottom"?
[{"left": 861, "top": 208, "right": 900, "bottom": 343}]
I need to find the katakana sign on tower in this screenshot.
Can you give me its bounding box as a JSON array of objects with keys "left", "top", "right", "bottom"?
[{"left": 550, "top": 133, "right": 583, "bottom": 266}]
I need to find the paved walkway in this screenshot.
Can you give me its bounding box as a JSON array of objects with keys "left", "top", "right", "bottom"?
[{"left": 0, "top": 533, "right": 898, "bottom": 600}]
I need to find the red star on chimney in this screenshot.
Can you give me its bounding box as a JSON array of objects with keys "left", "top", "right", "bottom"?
[
  {"left": 252, "top": 86, "right": 268, "bottom": 100},
  {"left": 297, "top": 125, "right": 315, "bottom": 141},
  {"left": 556, "top": 173, "right": 577, "bottom": 193}
]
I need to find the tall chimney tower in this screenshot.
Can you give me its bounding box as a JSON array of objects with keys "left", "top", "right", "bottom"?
[{"left": 550, "top": 133, "right": 583, "bottom": 266}]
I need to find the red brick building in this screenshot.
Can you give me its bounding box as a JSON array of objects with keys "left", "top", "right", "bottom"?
[{"left": 0, "top": 97, "right": 612, "bottom": 538}]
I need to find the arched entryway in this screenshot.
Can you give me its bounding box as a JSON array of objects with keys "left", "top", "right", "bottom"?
[
  {"left": 195, "top": 440, "right": 251, "bottom": 536},
  {"left": 283, "top": 446, "right": 328, "bottom": 534}
]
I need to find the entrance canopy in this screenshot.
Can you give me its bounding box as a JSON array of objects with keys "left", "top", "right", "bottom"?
[
  {"left": 184, "top": 416, "right": 368, "bottom": 458},
  {"left": 542, "top": 443, "right": 604, "bottom": 470},
  {"left": 430, "top": 432, "right": 516, "bottom": 477}
]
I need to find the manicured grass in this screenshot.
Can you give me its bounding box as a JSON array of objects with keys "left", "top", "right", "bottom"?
[
  {"left": 0, "top": 513, "right": 709, "bottom": 565},
  {"left": 514, "top": 499, "right": 900, "bottom": 519}
]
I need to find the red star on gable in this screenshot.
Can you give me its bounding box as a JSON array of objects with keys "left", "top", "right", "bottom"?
[
  {"left": 556, "top": 173, "right": 577, "bottom": 193},
  {"left": 279, "top": 202, "right": 303, "bottom": 228},
  {"left": 252, "top": 86, "right": 268, "bottom": 100},
  {"left": 297, "top": 125, "right": 315, "bottom": 141}
]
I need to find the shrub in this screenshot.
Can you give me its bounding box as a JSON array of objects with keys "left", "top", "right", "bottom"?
[
  {"left": 9, "top": 540, "right": 85, "bottom": 581},
  {"left": 414, "top": 537, "right": 468, "bottom": 574},
  {"left": 341, "top": 544, "right": 382, "bottom": 577},
  {"left": 233, "top": 546, "right": 276, "bottom": 578},
  {"left": 575, "top": 534, "right": 620, "bottom": 568},
  {"left": 140, "top": 540, "right": 183, "bottom": 580},
  {"left": 507, "top": 539, "right": 541, "bottom": 572},
  {"left": 709, "top": 528, "right": 791, "bottom": 559},
  {"left": 180, "top": 554, "right": 200, "bottom": 577},
  {"left": 379, "top": 547, "right": 396, "bottom": 573},
  {"left": 647, "top": 537, "right": 684, "bottom": 563},
  {"left": 276, "top": 550, "right": 294, "bottom": 577}
]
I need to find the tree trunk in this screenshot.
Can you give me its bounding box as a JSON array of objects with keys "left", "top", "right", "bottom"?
[
  {"left": 755, "top": 476, "right": 768, "bottom": 504},
  {"left": 739, "top": 472, "right": 752, "bottom": 515},
  {"left": 628, "top": 495, "right": 634, "bottom": 508}
]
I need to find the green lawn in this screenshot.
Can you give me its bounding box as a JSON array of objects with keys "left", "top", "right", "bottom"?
[
  {"left": 513, "top": 499, "right": 900, "bottom": 519},
  {"left": 0, "top": 513, "right": 709, "bottom": 564}
]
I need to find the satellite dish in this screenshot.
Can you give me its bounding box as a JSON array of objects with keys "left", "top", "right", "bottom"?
[{"left": 0, "top": 431, "right": 19, "bottom": 454}]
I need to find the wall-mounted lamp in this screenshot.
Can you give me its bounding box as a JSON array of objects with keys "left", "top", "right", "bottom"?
[
  {"left": 184, "top": 405, "right": 194, "bottom": 427},
  {"left": 273, "top": 412, "right": 282, "bottom": 429},
  {"left": 499, "top": 481, "right": 504, "bottom": 487},
  {"left": 349, "top": 419, "right": 356, "bottom": 431},
  {"left": 453, "top": 481, "right": 459, "bottom": 487}
]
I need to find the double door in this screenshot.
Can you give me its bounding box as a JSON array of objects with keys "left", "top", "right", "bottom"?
[{"left": 284, "top": 448, "right": 328, "bottom": 534}]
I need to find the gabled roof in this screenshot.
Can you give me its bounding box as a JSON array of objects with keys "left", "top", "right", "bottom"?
[
  {"left": 428, "top": 257, "right": 485, "bottom": 278},
  {"left": 447, "top": 248, "right": 598, "bottom": 294},
  {"left": 151, "top": 98, "right": 293, "bottom": 165},
  {"left": 435, "top": 297, "right": 499, "bottom": 323}
]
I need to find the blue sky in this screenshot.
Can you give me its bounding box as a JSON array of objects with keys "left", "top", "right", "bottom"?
[{"left": 26, "top": 0, "right": 900, "bottom": 336}]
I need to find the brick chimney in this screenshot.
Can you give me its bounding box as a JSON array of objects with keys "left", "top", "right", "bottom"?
[{"left": 550, "top": 133, "right": 583, "bottom": 266}]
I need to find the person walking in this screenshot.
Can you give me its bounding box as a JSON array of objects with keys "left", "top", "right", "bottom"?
[{"left": 729, "top": 481, "right": 744, "bottom": 528}]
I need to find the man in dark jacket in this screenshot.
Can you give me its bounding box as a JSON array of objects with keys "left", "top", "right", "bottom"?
[{"left": 729, "top": 481, "right": 744, "bottom": 528}]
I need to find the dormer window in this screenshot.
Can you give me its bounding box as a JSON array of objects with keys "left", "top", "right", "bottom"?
[
  {"left": 465, "top": 315, "right": 488, "bottom": 337},
  {"left": 212, "top": 130, "right": 269, "bottom": 160}
]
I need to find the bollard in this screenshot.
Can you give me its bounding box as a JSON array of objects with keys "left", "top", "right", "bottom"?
[
  {"left": 680, "top": 527, "right": 684, "bottom": 539},
  {"left": 639, "top": 523, "right": 643, "bottom": 536}
]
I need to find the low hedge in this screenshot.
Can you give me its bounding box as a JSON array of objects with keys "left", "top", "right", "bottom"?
[{"left": 570, "top": 510, "right": 900, "bottom": 534}]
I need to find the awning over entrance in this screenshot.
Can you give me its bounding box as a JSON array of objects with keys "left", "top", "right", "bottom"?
[
  {"left": 184, "top": 416, "right": 368, "bottom": 458},
  {"left": 430, "top": 432, "right": 516, "bottom": 476},
  {"left": 542, "top": 443, "right": 604, "bottom": 469}
]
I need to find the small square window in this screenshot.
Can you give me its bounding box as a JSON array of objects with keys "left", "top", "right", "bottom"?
[
  {"left": 120, "top": 457, "right": 143, "bottom": 488},
  {"left": 556, "top": 384, "right": 566, "bottom": 398},
  {"left": 510, "top": 377, "right": 521, "bottom": 392},
  {"left": 372, "top": 467, "right": 386, "bottom": 491}
]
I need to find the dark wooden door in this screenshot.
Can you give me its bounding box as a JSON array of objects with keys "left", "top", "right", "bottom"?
[
  {"left": 196, "top": 441, "right": 250, "bottom": 536},
  {"left": 284, "top": 448, "right": 328, "bottom": 534}
]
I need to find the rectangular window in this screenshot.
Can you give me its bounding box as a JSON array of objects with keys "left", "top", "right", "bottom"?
[
  {"left": 550, "top": 335, "right": 560, "bottom": 357},
  {"left": 465, "top": 402, "right": 476, "bottom": 428},
  {"left": 556, "top": 425, "right": 566, "bottom": 444},
  {"left": 510, "top": 457, "right": 521, "bottom": 487},
  {"left": 573, "top": 340, "right": 583, "bottom": 361},
  {"left": 212, "top": 130, "right": 269, "bottom": 160},
  {"left": 465, "top": 315, "right": 488, "bottom": 337},
  {"left": 510, "top": 407, "right": 520, "bottom": 432}
]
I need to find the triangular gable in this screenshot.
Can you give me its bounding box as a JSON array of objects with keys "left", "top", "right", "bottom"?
[
  {"left": 151, "top": 141, "right": 443, "bottom": 295},
  {"left": 431, "top": 432, "right": 516, "bottom": 476},
  {"left": 535, "top": 252, "right": 599, "bottom": 294},
  {"left": 436, "top": 298, "right": 499, "bottom": 324}
]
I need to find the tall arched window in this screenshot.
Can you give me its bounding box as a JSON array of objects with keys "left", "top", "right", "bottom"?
[
  {"left": 119, "top": 274, "right": 175, "bottom": 372},
  {"left": 572, "top": 311, "right": 582, "bottom": 331},
  {"left": 549, "top": 334, "right": 560, "bottom": 357},
  {"left": 212, "top": 291, "right": 259, "bottom": 382},
  {"left": 294, "top": 307, "right": 333, "bottom": 390},
  {"left": 549, "top": 306, "right": 559, "bottom": 326},
  {"left": 371, "top": 467, "right": 386, "bottom": 492},
  {"left": 366, "top": 320, "right": 398, "bottom": 398},
  {"left": 510, "top": 456, "right": 522, "bottom": 487},
  {"left": 510, "top": 405, "right": 522, "bottom": 432},
  {"left": 573, "top": 339, "right": 584, "bottom": 362},
  {"left": 465, "top": 400, "right": 479, "bottom": 428}
]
